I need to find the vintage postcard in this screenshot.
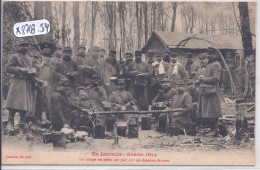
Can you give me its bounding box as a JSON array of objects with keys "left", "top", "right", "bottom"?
[{"left": 1, "top": 1, "right": 256, "bottom": 165}]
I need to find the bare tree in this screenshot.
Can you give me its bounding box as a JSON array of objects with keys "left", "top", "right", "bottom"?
[
  {"left": 90, "top": 2, "right": 99, "bottom": 47},
  {"left": 119, "top": 2, "right": 126, "bottom": 58},
  {"left": 62, "top": 1, "right": 66, "bottom": 48},
  {"left": 143, "top": 2, "right": 148, "bottom": 42},
  {"left": 73, "top": 1, "right": 80, "bottom": 53},
  {"left": 171, "top": 2, "right": 177, "bottom": 32}
]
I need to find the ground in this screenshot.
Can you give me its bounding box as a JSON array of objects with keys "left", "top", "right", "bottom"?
[{"left": 1, "top": 100, "right": 255, "bottom": 165}]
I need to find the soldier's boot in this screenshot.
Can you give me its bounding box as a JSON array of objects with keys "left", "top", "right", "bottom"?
[
  {"left": 18, "top": 111, "right": 26, "bottom": 131},
  {"left": 6, "top": 110, "right": 15, "bottom": 132},
  {"left": 41, "top": 111, "right": 51, "bottom": 125}
]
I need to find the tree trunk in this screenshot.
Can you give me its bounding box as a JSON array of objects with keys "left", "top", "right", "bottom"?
[
  {"left": 171, "top": 2, "right": 177, "bottom": 32},
  {"left": 119, "top": 2, "right": 126, "bottom": 58},
  {"left": 136, "top": 2, "right": 141, "bottom": 49},
  {"left": 143, "top": 2, "right": 148, "bottom": 42},
  {"left": 91, "top": 2, "right": 98, "bottom": 47},
  {"left": 62, "top": 1, "right": 66, "bottom": 48},
  {"left": 73, "top": 2, "right": 80, "bottom": 54},
  {"left": 152, "top": 2, "right": 156, "bottom": 30},
  {"left": 238, "top": 2, "right": 253, "bottom": 57},
  {"left": 34, "top": 1, "right": 44, "bottom": 43},
  {"left": 44, "top": 2, "right": 52, "bottom": 41},
  {"left": 82, "top": 2, "right": 88, "bottom": 45}
]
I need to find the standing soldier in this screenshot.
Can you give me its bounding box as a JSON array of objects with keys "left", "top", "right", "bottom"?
[
  {"left": 168, "top": 51, "right": 189, "bottom": 88},
  {"left": 5, "top": 41, "right": 38, "bottom": 131},
  {"left": 76, "top": 45, "right": 93, "bottom": 88},
  {"left": 122, "top": 52, "right": 135, "bottom": 94},
  {"left": 50, "top": 44, "right": 63, "bottom": 66},
  {"left": 55, "top": 46, "right": 78, "bottom": 98},
  {"left": 126, "top": 50, "right": 151, "bottom": 110},
  {"left": 197, "top": 53, "right": 222, "bottom": 136},
  {"left": 151, "top": 52, "right": 170, "bottom": 102},
  {"left": 104, "top": 49, "right": 121, "bottom": 96},
  {"left": 37, "top": 42, "right": 56, "bottom": 124}
]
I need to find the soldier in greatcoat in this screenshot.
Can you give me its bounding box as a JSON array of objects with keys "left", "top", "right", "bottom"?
[{"left": 5, "top": 41, "right": 38, "bottom": 130}]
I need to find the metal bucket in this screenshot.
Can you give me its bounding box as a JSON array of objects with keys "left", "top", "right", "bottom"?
[
  {"left": 117, "top": 125, "right": 127, "bottom": 137},
  {"left": 43, "top": 133, "right": 53, "bottom": 143},
  {"left": 52, "top": 132, "right": 66, "bottom": 148},
  {"left": 141, "top": 116, "right": 151, "bottom": 130},
  {"left": 128, "top": 124, "right": 138, "bottom": 138}
]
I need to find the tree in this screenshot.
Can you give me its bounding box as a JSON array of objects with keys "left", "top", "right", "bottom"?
[
  {"left": 238, "top": 2, "right": 253, "bottom": 57},
  {"left": 171, "top": 2, "right": 177, "bottom": 32},
  {"left": 90, "top": 2, "right": 99, "bottom": 47},
  {"left": 73, "top": 1, "right": 80, "bottom": 53},
  {"left": 119, "top": 2, "right": 126, "bottom": 58},
  {"left": 44, "top": 2, "right": 53, "bottom": 41},
  {"left": 62, "top": 1, "right": 66, "bottom": 48},
  {"left": 143, "top": 2, "right": 148, "bottom": 42}
]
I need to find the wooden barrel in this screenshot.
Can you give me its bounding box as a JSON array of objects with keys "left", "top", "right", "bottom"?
[
  {"left": 141, "top": 116, "right": 151, "bottom": 130},
  {"left": 106, "top": 118, "right": 115, "bottom": 132},
  {"left": 128, "top": 124, "right": 138, "bottom": 138}
]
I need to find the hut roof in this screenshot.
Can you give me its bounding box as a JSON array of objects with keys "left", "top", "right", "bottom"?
[{"left": 142, "top": 31, "right": 255, "bottom": 52}]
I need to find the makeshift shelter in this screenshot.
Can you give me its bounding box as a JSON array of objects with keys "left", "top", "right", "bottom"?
[{"left": 142, "top": 31, "right": 256, "bottom": 94}]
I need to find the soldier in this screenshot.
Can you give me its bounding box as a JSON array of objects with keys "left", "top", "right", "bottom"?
[
  {"left": 76, "top": 45, "right": 94, "bottom": 88},
  {"left": 126, "top": 50, "right": 151, "bottom": 110},
  {"left": 85, "top": 46, "right": 103, "bottom": 82},
  {"left": 186, "top": 79, "right": 200, "bottom": 122},
  {"left": 122, "top": 52, "right": 135, "bottom": 94},
  {"left": 5, "top": 41, "right": 38, "bottom": 131},
  {"left": 185, "top": 53, "right": 193, "bottom": 77},
  {"left": 54, "top": 46, "right": 78, "bottom": 98},
  {"left": 146, "top": 50, "right": 155, "bottom": 105},
  {"left": 36, "top": 42, "right": 56, "bottom": 124},
  {"left": 158, "top": 80, "right": 195, "bottom": 136},
  {"left": 104, "top": 49, "right": 121, "bottom": 96},
  {"left": 151, "top": 52, "right": 170, "bottom": 102},
  {"left": 50, "top": 44, "right": 62, "bottom": 66},
  {"left": 51, "top": 78, "right": 78, "bottom": 130},
  {"left": 168, "top": 51, "right": 189, "bottom": 88},
  {"left": 197, "top": 53, "right": 222, "bottom": 136},
  {"left": 76, "top": 45, "right": 87, "bottom": 66},
  {"left": 152, "top": 78, "right": 176, "bottom": 107},
  {"left": 108, "top": 78, "right": 138, "bottom": 122},
  {"left": 85, "top": 74, "right": 108, "bottom": 112}
]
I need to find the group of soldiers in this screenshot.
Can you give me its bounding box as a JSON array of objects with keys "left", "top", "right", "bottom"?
[{"left": 5, "top": 40, "right": 225, "bottom": 137}]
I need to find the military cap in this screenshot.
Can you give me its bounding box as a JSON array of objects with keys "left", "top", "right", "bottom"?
[
  {"left": 78, "top": 44, "right": 86, "bottom": 50},
  {"left": 159, "top": 78, "right": 170, "bottom": 82},
  {"left": 117, "top": 78, "right": 126, "bottom": 84},
  {"left": 77, "top": 86, "right": 86, "bottom": 92},
  {"left": 55, "top": 44, "right": 62, "bottom": 50},
  {"left": 100, "top": 48, "right": 106, "bottom": 53},
  {"left": 109, "top": 49, "right": 116, "bottom": 55},
  {"left": 135, "top": 50, "right": 142, "bottom": 56},
  {"left": 39, "top": 42, "right": 55, "bottom": 56},
  {"left": 155, "top": 52, "right": 162, "bottom": 57},
  {"left": 64, "top": 46, "right": 72, "bottom": 52},
  {"left": 91, "top": 46, "right": 100, "bottom": 53},
  {"left": 207, "top": 47, "right": 217, "bottom": 54},
  {"left": 174, "top": 79, "right": 184, "bottom": 86},
  {"left": 92, "top": 74, "right": 101, "bottom": 80},
  {"left": 58, "top": 78, "right": 70, "bottom": 86},
  {"left": 186, "top": 53, "right": 193, "bottom": 58},
  {"left": 146, "top": 50, "right": 155, "bottom": 57},
  {"left": 169, "top": 51, "right": 178, "bottom": 57},
  {"left": 199, "top": 53, "right": 208, "bottom": 59},
  {"left": 187, "top": 79, "right": 195, "bottom": 85},
  {"left": 18, "top": 40, "right": 29, "bottom": 47},
  {"left": 125, "top": 52, "right": 133, "bottom": 57}
]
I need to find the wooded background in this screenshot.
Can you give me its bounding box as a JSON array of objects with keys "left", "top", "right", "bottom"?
[{"left": 2, "top": 1, "right": 256, "bottom": 98}]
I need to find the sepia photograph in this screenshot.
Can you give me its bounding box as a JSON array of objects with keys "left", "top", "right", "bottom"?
[{"left": 1, "top": 0, "right": 257, "bottom": 165}]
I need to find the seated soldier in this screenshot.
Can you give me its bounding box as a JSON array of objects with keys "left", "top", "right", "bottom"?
[
  {"left": 71, "top": 86, "right": 97, "bottom": 131},
  {"left": 108, "top": 78, "right": 138, "bottom": 122},
  {"left": 51, "top": 78, "right": 79, "bottom": 131},
  {"left": 158, "top": 80, "right": 196, "bottom": 136},
  {"left": 186, "top": 79, "right": 200, "bottom": 123},
  {"left": 152, "top": 78, "right": 176, "bottom": 109}
]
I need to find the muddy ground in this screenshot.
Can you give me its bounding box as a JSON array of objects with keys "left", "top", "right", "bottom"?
[{"left": 1, "top": 100, "right": 255, "bottom": 165}]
